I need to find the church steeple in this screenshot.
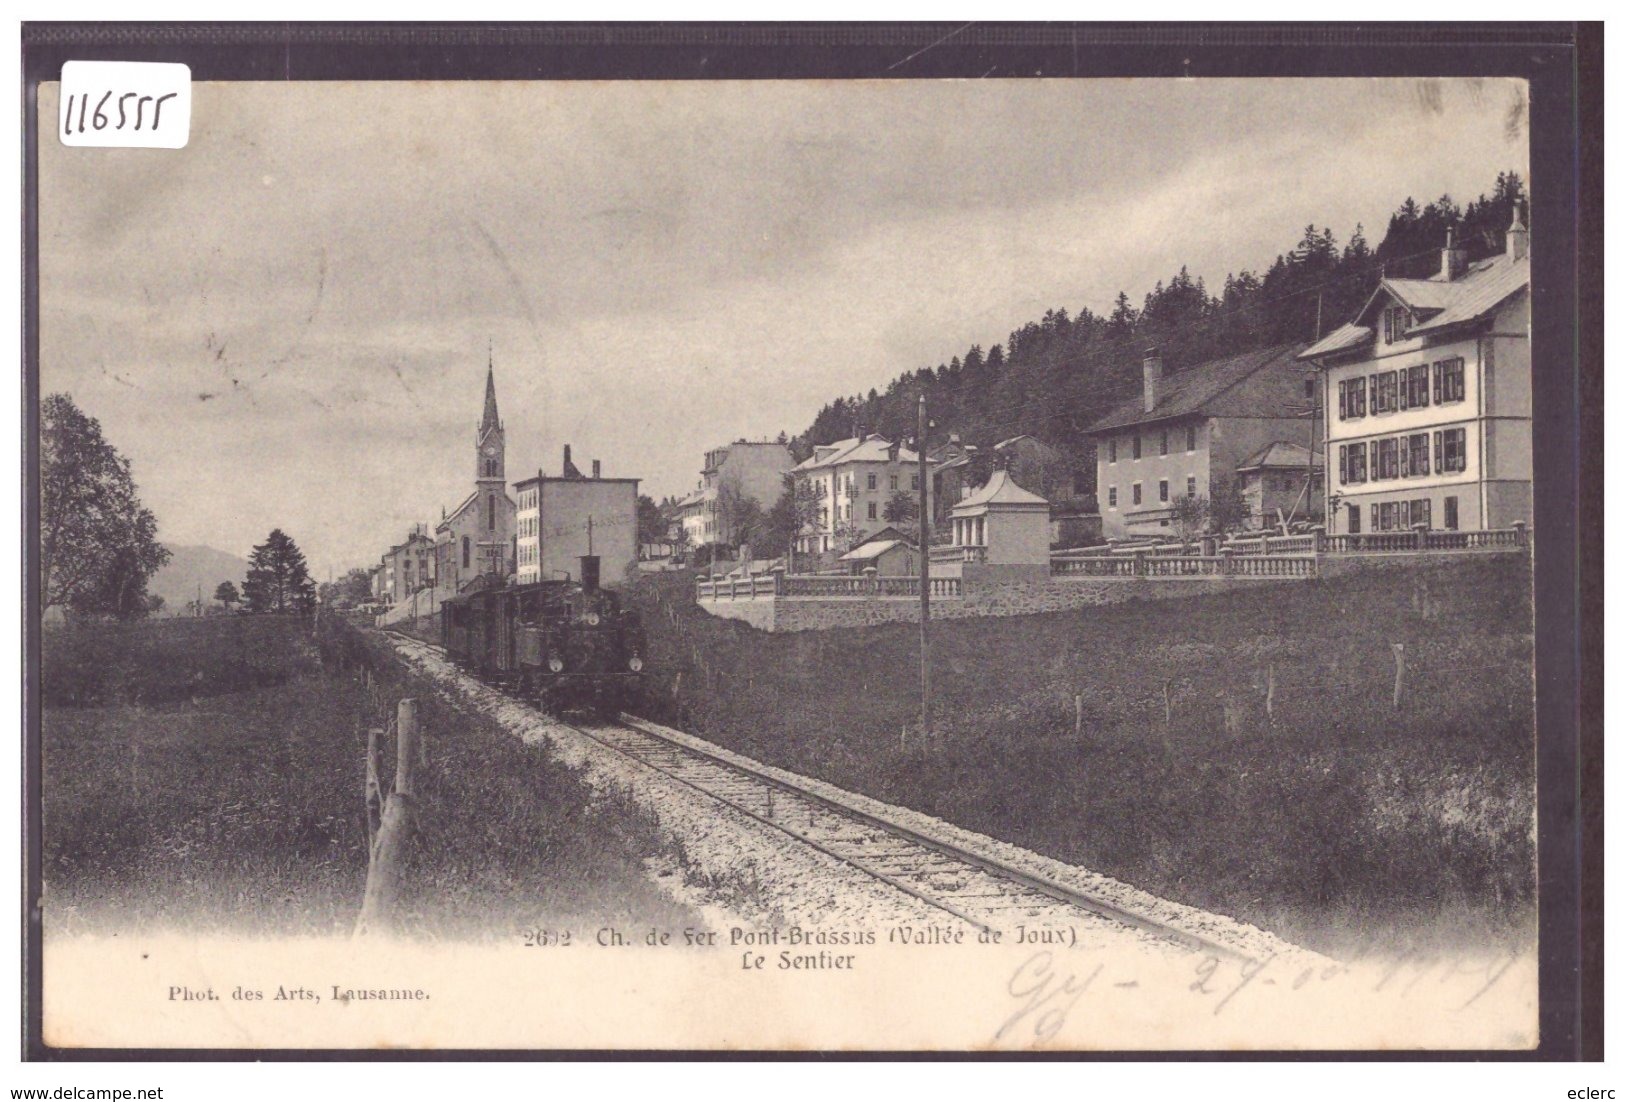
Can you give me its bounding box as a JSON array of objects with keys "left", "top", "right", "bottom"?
[
  {"left": 480, "top": 349, "right": 501, "bottom": 434},
  {"left": 475, "top": 355, "right": 504, "bottom": 486}
]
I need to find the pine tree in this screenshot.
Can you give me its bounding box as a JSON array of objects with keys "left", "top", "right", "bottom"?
[{"left": 242, "top": 529, "right": 317, "bottom": 614}]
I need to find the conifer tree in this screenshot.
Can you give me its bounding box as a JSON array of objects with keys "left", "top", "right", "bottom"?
[{"left": 242, "top": 529, "right": 317, "bottom": 614}]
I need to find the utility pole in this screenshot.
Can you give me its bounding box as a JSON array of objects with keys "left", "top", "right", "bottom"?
[{"left": 917, "top": 393, "right": 931, "bottom": 741}]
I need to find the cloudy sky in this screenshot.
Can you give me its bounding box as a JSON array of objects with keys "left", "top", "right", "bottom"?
[{"left": 39, "top": 77, "right": 1527, "bottom": 577}]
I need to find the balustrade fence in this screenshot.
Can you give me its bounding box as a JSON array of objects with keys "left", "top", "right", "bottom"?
[{"left": 698, "top": 572, "right": 962, "bottom": 602}]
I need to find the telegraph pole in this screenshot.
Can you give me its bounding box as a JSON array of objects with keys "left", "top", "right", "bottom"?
[{"left": 917, "top": 393, "right": 931, "bottom": 740}]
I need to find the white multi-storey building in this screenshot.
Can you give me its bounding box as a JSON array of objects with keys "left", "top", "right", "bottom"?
[
  {"left": 791, "top": 434, "right": 928, "bottom": 556},
  {"left": 1299, "top": 212, "right": 1531, "bottom": 535}
]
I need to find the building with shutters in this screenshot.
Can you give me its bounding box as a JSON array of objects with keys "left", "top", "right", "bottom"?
[
  {"left": 791, "top": 434, "right": 930, "bottom": 557},
  {"left": 1298, "top": 210, "right": 1531, "bottom": 535}
]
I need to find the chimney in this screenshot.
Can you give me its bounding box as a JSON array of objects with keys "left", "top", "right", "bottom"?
[
  {"left": 1142, "top": 348, "right": 1163, "bottom": 413},
  {"left": 1506, "top": 202, "right": 1529, "bottom": 262},
  {"left": 592, "top": 459, "right": 601, "bottom": 479},
  {"left": 1440, "top": 226, "right": 1468, "bottom": 281}
]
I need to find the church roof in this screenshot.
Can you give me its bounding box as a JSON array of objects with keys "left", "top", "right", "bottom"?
[{"left": 480, "top": 362, "right": 501, "bottom": 433}]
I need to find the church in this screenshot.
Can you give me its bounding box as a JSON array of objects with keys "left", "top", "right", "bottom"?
[{"left": 434, "top": 364, "right": 518, "bottom": 603}]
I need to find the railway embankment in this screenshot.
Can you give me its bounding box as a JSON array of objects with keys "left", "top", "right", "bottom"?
[{"left": 625, "top": 554, "right": 1536, "bottom": 959}]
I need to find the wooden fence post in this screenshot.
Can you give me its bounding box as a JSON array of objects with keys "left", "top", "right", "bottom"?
[
  {"left": 1074, "top": 694, "right": 1084, "bottom": 740},
  {"left": 355, "top": 699, "right": 420, "bottom": 938},
  {"left": 400, "top": 697, "right": 427, "bottom": 771},
  {"left": 364, "top": 727, "right": 385, "bottom": 848},
  {"left": 1391, "top": 644, "right": 1406, "bottom": 709},
  {"left": 1264, "top": 663, "right": 1277, "bottom": 721}
]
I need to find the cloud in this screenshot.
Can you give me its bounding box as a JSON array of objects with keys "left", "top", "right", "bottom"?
[{"left": 38, "top": 77, "right": 1527, "bottom": 574}]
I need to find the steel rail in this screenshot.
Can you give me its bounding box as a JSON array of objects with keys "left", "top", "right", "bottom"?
[{"left": 389, "top": 632, "right": 1254, "bottom": 963}]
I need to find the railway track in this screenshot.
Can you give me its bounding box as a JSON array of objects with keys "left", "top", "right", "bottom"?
[{"left": 391, "top": 632, "right": 1257, "bottom": 963}]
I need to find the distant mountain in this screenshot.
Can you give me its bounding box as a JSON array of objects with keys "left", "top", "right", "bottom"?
[{"left": 148, "top": 544, "right": 250, "bottom": 615}]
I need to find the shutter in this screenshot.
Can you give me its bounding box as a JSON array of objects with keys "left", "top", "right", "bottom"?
[
  {"left": 1337, "top": 381, "right": 1346, "bottom": 420},
  {"left": 1433, "top": 362, "right": 1441, "bottom": 404},
  {"left": 1338, "top": 445, "right": 1347, "bottom": 485},
  {"left": 1398, "top": 373, "right": 1408, "bottom": 411},
  {"left": 1383, "top": 309, "right": 1391, "bottom": 344},
  {"left": 1399, "top": 441, "right": 1409, "bottom": 477},
  {"left": 1419, "top": 436, "right": 1429, "bottom": 476},
  {"left": 1433, "top": 431, "right": 1442, "bottom": 474},
  {"left": 1368, "top": 375, "right": 1379, "bottom": 412}
]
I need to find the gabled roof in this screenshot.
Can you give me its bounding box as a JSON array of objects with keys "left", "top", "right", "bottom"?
[
  {"left": 1407, "top": 253, "right": 1529, "bottom": 337},
  {"left": 1087, "top": 343, "right": 1305, "bottom": 435},
  {"left": 839, "top": 538, "right": 914, "bottom": 562},
  {"left": 1236, "top": 441, "right": 1323, "bottom": 472},
  {"left": 1299, "top": 322, "right": 1373, "bottom": 359},
  {"left": 794, "top": 435, "right": 923, "bottom": 471},
  {"left": 951, "top": 469, "right": 1050, "bottom": 515},
  {"left": 1299, "top": 252, "right": 1530, "bottom": 361},
  {"left": 436, "top": 491, "right": 479, "bottom": 531}
]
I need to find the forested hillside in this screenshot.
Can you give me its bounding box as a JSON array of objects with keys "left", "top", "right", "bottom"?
[{"left": 793, "top": 172, "right": 1527, "bottom": 482}]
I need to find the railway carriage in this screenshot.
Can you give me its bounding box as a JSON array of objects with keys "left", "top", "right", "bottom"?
[{"left": 441, "top": 555, "right": 646, "bottom": 712}]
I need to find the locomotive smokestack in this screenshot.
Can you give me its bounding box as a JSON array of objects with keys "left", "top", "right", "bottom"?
[
  {"left": 579, "top": 555, "right": 601, "bottom": 592},
  {"left": 592, "top": 459, "right": 601, "bottom": 479}
]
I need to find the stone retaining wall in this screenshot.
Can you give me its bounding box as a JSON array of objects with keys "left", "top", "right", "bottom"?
[{"left": 702, "top": 575, "right": 1279, "bottom": 633}]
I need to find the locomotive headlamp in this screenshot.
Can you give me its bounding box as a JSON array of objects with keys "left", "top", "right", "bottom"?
[
  {"left": 628, "top": 656, "right": 644, "bottom": 673},
  {"left": 585, "top": 611, "right": 602, "bottom": 626},
  {"left": 548, "top": 656, "right": 565, "bottom": 673}
]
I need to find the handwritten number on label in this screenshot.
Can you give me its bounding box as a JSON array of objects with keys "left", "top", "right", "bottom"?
[{"left": 62, "top": 92, "right": 177, "bottom": 136}]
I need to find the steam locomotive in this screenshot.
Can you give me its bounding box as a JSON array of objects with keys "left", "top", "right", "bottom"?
[{"left": 441, "top": 555, "right": 646, "bottom": 712}]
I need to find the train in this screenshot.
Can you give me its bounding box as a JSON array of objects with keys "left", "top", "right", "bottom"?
[{"left": 440, "top": 555, "right": 646, "bottom": 712}]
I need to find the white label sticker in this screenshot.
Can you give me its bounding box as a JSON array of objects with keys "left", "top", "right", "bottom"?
[{"left": 59, "top": 61, "right": 191, "bottom": 149}]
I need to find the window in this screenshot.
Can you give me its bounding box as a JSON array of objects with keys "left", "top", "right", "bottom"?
[
  {"left": 1374, "top": 437, "right": 1400, "bottom": 480},
  {"left": 1108, "top": 438, "right": 1118, "bottom": 464},
  {"left": 1383, "top": 305, "right": 1411, "bottom": 344},
  {"left": 1435, "top": 427, "right": 1468, "bottom": 473},
  {"left": 1338, "top": 377, "right": 1367, "bottom": 420},
  {"left": 1186, "top": 475, "right": 1197, "bottom": 498},
  {"left": 889, "top": 474, "right": 898, "bottom": 491},
  {"left": 1444, "top": 496, "right": 1459, "bottom": 530},
  {"left": 1131, "top": 483, "right": 1143, "bottom": 505},
  {"left": 1159, "top": 430, "right": 1169, "bottom": 456},
  {"left": 1158, "top": 479, "right": 1169, "bottom": 503},
  {"left": 1132, "top": 435, "right": 1142, "bottom": 460},
  {"left": 867, "top": 473, "right": 877, "bottom": 491},
  {"left": 1186, "top": 425, "right": 1197, "bottom": 452},
  {"left": 1304, "top": 378, "right": 1316, "bottom": 399},
  {"left": 1347, "top": 506, "right": 1361, "bottom": 534},
  {"left": 1338, "top": 442, "right": 1368, "bottom": 485},
  {"left": 461, "top": 536, "right": 470, "bottom": 569},
  {"left": 867, "top": 502, "right": 877, "bottom": 521},
  {"left": 1370, "top": 371, "right": 1399, "bottom": 414},
  {"left": 910, "top": 475, "right": 919, "bottom": 491},
  {"left": 1404, "top": 433, "right": 1430, "bottom": 477},
  {"left": 1435, "top": 357, "right": 1466, "bottom": 404},
  {"left": 1411, "top": 498, "right": 1432, "bottom": 530},
  {"left": 1402, "top": 364, "right": 1430, "bottom": 409},
  {"left": 1107, "top": 486, "right": 1118, "bottom": 508}
]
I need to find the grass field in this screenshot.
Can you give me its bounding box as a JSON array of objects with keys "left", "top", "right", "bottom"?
[
  {"left": 42, "top": 614, "right": 695, "bottom": 939},
  {"left": 627, "top": 555, "right": 1537, "bottom": 956}
]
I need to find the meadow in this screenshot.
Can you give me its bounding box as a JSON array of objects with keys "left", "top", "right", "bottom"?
[
  {"left": 41, "top": 614, "right": 694, "bottom": 939},
  {"left": 627, "top": 554, "right": 1537, "bottom": 956}
]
